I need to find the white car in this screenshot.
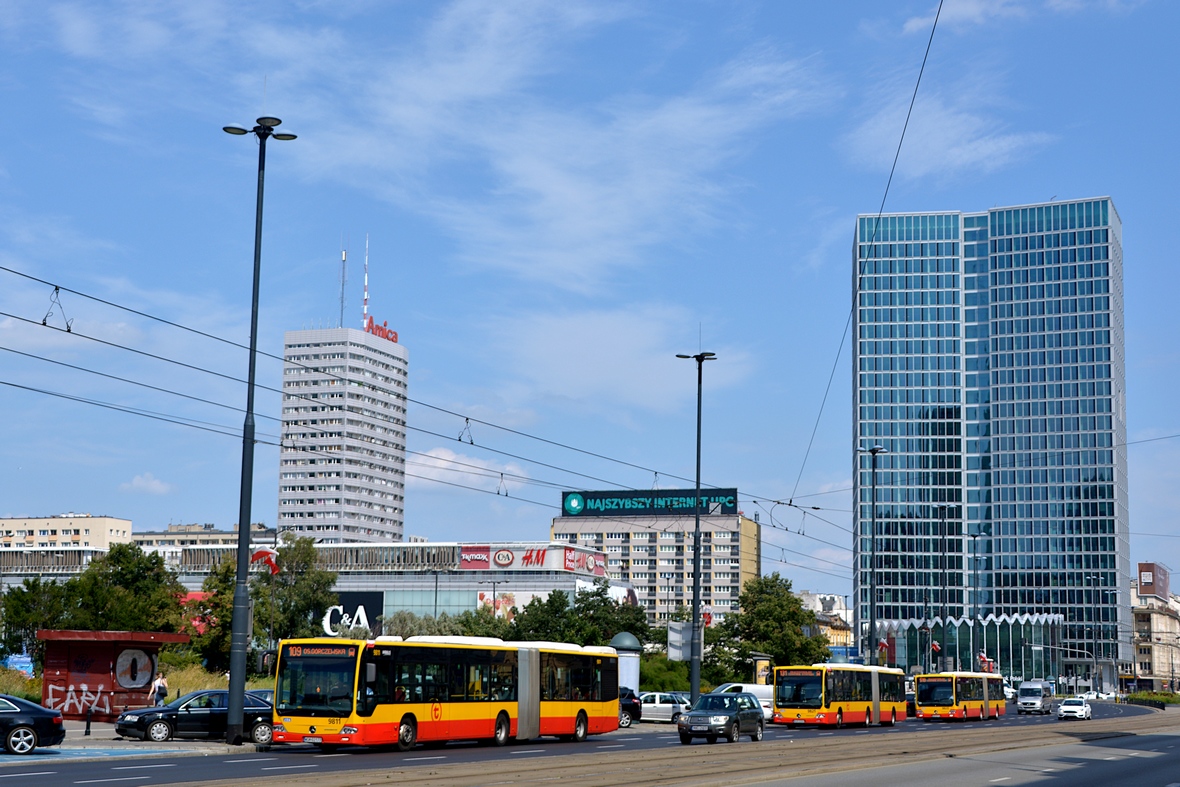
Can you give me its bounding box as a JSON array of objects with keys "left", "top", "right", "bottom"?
[
  {"left": 1097, "top": 691, "right": 1116, "bottom": 700},
  {"left": 1079, "top": 690, "right": 1098, "bottom": 700},
  {"left": 1057, "top": 698, "right": 1092, "bottom": 720},
  {"left": 640, "top": 691, "right": 691, "bottom": 723}
]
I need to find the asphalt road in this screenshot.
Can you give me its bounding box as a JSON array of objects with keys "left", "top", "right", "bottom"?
[{"left": 0, "top": 701, "right": 1162, "bottom": 787}]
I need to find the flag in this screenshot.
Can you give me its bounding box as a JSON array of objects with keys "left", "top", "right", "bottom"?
[
  {"left": 931, "top": 641, "right": 941, "bottom": 653},
  {"left": 250, "top": 547, "right": 280, "bottom": 575}
]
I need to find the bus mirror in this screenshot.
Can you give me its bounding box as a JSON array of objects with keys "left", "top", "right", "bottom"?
[{"left": 365, "top": 663, "right": 377, "bottom": 684}]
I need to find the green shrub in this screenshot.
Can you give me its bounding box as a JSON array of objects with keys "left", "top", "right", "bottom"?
[
  {"left": 639, "top": 653, "right": 689, "bottom": 692},
  {"left": 1127, "top": 690, "right": 1180, "bottom": 705},
  {"left": 0, "top": 667, "right": 41, "bottom": 703}
]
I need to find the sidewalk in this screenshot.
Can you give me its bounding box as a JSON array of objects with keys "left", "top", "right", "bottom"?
[{"left": 58, "top": 719, "right": 262, "bottom": 754}]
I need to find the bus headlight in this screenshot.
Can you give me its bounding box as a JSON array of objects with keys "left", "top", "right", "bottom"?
[
  {"left": 341, "top": 726, "right": 358, "bottom": 734},
  {"left": 273, "top": 724, "right": 285, "bottom": 732}
]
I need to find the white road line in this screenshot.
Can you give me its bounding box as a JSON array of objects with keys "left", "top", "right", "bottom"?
[
  {"left": 74, "top": 779, "right": 149, "bottom": 785},
  {"left": 261, "top": 765, "right": 319, "bottom": 771},
  {"left": 111, "top": 765, "right": 177, "bottom": 770},
  {"left": 989, "top": 779, "right": 1011, "bottom": 783},
  {"left": 224, "top": 757, "right": 278, "bottom": 763},
  {"left": 1103, "top": 756, "right": 1119, "bottom": 760},
  {"left": 510, "top": 749, "right": 545, "bottom": 754},
  {"left": 0, "top": 774, "right": 56, "bottom": 780},
  {"left": 313, "top": 753, "right": 350, "bottom": 758},
  {"left": 405, "top": 756, "right": 446, "bottom": 761},
  {"left": 613, "top": 737, "right": 641, "bottom": 741}
]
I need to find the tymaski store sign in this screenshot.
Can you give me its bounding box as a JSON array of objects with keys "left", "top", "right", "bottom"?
[{"left": 561, "top": 489, "right": 738, "bottom": 518}]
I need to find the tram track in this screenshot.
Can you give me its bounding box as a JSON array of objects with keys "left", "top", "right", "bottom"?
[{"left": 163, "top": 710, "right": 1180, "bottom": 787}]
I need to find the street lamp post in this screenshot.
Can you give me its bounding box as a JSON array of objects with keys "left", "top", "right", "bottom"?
[
  {"left": 969, "top": 531, "right": 980, "bottom": 671},
  {"left": 936, "top": 504, "right": 948, "bottom": 670},
  {"left": 222, "top": 116, "right": 296, "bottom": 745},
  {"left": 857, "top": 445, "right": 887, "bottom": 663},
  {"left": 479, "top": 580, "right": 507, "bottom": 618},
  {"left": 677, "top": 351, "right": 716, "bottom": 704}
]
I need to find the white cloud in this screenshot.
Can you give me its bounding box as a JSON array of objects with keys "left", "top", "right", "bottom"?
[
  {"left": 902, "top": 0, "right": 1027, "bottom": 35},
  {"left": 842, "top": 88, "right": 1053, "bottom": 180},
  {"left": 405, "top": 446, "right": 531, "bottom": 495},
  {"left": 120, "top": 471, "right": 174, "bottom": 494}
]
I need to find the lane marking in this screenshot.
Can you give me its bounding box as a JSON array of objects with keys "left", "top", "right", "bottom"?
[
  {"left": 405, "top": 756, "right": 446, "bottom": 761},
  {"left": 510, "top": 749, "right": 545, "bottom": 754},
  {"left": 989, "top": 779, "right": 1011, "bottom": 783},
  {"left": 224, "top": 757, "right": 277, "bottom": 763},
  {"left": 74, "top": 780, "right": 149, "bottom": 785},
  {"left": 261, "top": 765, "right": 319, "bottom": 771},
  {"left": 111, "top": 765, "right": 177, "bottom": 770},
  {"left": 313, "top": 753, "right": 351, "bottom": 758},
  {"left": 0, "top": 774, "right": 56, "bottom": 780},
  {"left": 597, "top": 744, "right": 625, "bottom": 749}
]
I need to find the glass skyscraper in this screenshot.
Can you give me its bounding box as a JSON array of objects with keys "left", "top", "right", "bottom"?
[{"left": 852, "top": 198, "right": 1128, "bottom": 688}]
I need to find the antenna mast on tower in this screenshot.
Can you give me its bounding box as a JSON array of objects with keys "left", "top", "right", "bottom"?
[
  {"left": 362, "top": 234, "right": 369, "bottom": 329},
  {"left": 339, "top": 245, "right": 348, "bottom": 328}
]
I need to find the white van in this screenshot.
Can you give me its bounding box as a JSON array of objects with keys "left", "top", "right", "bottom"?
[
  {"left": 1016, "top": 680, "right": 1054, "bottom": 715},
  {"left": 711, "top": 682, "right": 773, "bottom": 721}
]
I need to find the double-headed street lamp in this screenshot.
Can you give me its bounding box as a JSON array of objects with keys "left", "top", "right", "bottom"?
[
  {"left": 222, "top": 116, "right": 296, "bottom": 746},
  {"left": 676, "top": 351, "right": 715, "bottom": 704},
  {"left": 857, "top": 445, "right": 887, "bottom": 661}
]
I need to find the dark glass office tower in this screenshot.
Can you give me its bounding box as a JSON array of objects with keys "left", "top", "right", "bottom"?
[{"left": 852, "top": 199, "right": 1128, "bottom": 689}]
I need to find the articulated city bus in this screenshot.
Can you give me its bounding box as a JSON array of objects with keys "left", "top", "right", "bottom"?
[
  {"left": 271, "top": 636, "right": 619, "bottom": 750},
  {"left": 913, "top": 671, "right": 1006, "bottom": 721},
  {"left": 772, "top": 664, "right": 906, "bottom": 727}
]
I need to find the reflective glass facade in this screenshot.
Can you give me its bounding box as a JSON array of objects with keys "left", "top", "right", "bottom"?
[{"left": 852, "top": 199, "right": 1129, "bottom": 683}]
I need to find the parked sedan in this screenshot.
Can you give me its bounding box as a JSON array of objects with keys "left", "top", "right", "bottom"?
[
  {"left": 677, "top": 692, "right": 764, "bottom": 744},
  {"left": 115, "top": 690, "right": 273, "bottom": 744},
  {"left": 618, "top": 687, "right": 642, "bottom": 728},
  {"left": 640, "top": 691, "right": 691, "bottom": 723},
  {"left": 0, "top": 694, "right": 66, "bottom": 755},
  {"left": 1057, "top": 697, "right": 1092, "bottom": 720}
]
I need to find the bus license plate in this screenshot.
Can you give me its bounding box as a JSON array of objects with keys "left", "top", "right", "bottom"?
[{"left": 303, "top": 736, "right": 323, "bottom": 743}]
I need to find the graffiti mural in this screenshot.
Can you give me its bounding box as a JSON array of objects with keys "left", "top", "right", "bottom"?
[{"left": 45, "top": 682, "right": 111, "bottom": 715}]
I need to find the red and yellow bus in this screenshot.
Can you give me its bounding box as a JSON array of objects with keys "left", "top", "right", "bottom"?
[
  {"left": 271, "top": 636, "right": 619, "bottom": 750},
  {"left": 772, "top": 664, "right": 906, "bottom": 727},
  {"left": 913, "top": 671, "right": 1006, "bottom": 721}
]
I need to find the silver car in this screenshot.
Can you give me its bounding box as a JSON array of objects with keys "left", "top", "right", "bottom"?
[{"left": 640, "top": 691, "right": 692, "bottom": 723}]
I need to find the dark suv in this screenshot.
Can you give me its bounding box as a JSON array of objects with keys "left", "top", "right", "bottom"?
[
  {"left": 619, "top": 686, "right": 642, "bottom": 727},
  {"left": 677, "top": 691, "right": 764, "bottom": 744}
]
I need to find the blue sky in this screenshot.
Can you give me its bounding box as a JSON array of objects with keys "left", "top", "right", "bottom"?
[{"left": 1, "top": 0, "right": 1177, "bottom": 600}]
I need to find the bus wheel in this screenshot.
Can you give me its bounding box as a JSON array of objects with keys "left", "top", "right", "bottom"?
[
  {"left": 865, "top": 708, "right": 872, "bottom": 726},
  {"left": 835, "top": 710, "right": 843, "bottom": 729},
  {"left": 886, "top": 709, "right": 896, "bottom": 726},
  {"left": 573, "top": 712, "right": 588, "bottom": 743},
  {"left": 397, "top": 716, "right": 417, "bottom": 752},
  {"left": 493, "top": 713, "right": 510, "bottom": 747}
]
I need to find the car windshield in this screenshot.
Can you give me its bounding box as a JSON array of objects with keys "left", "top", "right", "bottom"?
[
  {"left": 1019, "top": 686, "right": 1042, "bottom": 697},
  {"left": 694, "top": 694, "right": 738, "bottom": 712},
  {"left": 1063, "top": 699, "right": 1084, "bottom": 706},
  {"left": 163, "top": 691, "right": 204, "bottom": 710}
]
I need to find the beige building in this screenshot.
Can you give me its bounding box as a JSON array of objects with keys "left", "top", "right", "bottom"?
[
  {"left": 133, "top": 522, "right": 274, "bottom": 549},
  {"left": 1131, "top": 562, "right": 1180, "bottom": 692},
  {"left": 0, "top": 513, "right": 132, "bottom": 550},
  {"left": 550, "top": 488, "right": 760, "bottom": 627}
]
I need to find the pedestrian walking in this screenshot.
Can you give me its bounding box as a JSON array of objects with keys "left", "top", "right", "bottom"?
[{"left": 148, "top": 672, "right": 169, "bottom": 706}]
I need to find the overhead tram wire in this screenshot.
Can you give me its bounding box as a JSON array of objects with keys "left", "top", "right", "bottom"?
[
  {"left": 787, "top": 0, "right": 946, "bottom": 500},
  {"left": 3, "top": 263, "right": 871, "bottom": 506}
]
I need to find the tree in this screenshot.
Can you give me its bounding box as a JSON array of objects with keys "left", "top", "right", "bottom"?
[
  {"left": 250, "top": 533, "right": 338, "bottom": 643},
  {"left": 710, "top": 573, "right": 829, "bottom": 681},
  {"left": 453, "top": 606, "right": 514, "bottom": 639},
  {"left": 571, "top": 578, "right": 651, "bottom": 646},
  {"left": 0, "top": 578, "right": 68, "bottom": 668},
  {"left": 640, "top": 653, "right": 689, "bottom": 692},
  {"left": 381, "top": 610, "right": 462, "bottom": 638},
  {"left": 62, "top": 543, "right": 186, "bottom": 633},
  {"left": 511, "top": 590, "right": 581, "bottom": 642},
  {"left": 184, "top": 556, "right": 253, "bottom": 673}
]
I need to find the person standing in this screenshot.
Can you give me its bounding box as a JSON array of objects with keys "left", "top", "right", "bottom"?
[{"left": 148, "top": 672, "right": 168, "bottom": 706}]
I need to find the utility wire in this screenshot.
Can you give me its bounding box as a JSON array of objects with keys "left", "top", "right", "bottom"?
[{"left": 788, "top": 0, "right": 945, "bottom": 501}]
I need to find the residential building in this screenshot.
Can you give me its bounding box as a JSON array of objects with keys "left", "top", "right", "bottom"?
[
  {"left": 278, "top": 323, "right": 408, "bottom": 542},
  {"left": 852, "top": 198, "right": 1129, "bottom": 684},
  {"left": 1131, "top": 562, "right": 1180, "bottom": 692},
  {"left": 133, "top": 522, "right": 274, "bottom": 549},
  {"left": 549, "top": 488, "right": 760, "bottom": 626},
  {"left": 0, "top": 514, "right": 132, "bottom": 550}
]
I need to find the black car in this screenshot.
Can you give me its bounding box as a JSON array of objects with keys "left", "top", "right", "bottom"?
[
  {"left": 906, "top": 691, "right": 916, "bottom": 718},
  {"left": 247, "top": 688, "right": 275, "bottom": 706},
  {"left": 0, "top": 694, "right": 66, "bottom": 755},
  {"left": 677, "top": 691, "right": 764, "bottom": 744},
  {"left": 619, "top": 686, "right": 642, "bottom": 728},
  {"left": 115, "top": 690, "right": 273, "bottom": 745}
]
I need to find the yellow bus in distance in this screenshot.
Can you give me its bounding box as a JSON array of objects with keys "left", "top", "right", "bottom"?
[
  {"left": 913, "top": 671, "right": 1006, "bottom": 721},
  {"left": 772, "top": 664, "right": 905, "bottom": 727}
]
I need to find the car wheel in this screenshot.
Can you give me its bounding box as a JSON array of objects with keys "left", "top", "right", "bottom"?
[
  {"left": 670, "top": 712, "right": 680, "bottom": 725},
  {"left": 618, "top": 710, "right": 632, "bottom": 728},
  {"left": 679, "top": 733, "right": 693, "bottom": 745},
  {"left": 397, "top": 716, "right": 417, "bottom": 752},
  {"left": 4, "top": 726, "right": 37, "bottom": 755},
  {"left": 751, "top": 722, "right": 763, "bottom": 742},
  {"left": 726, "top": 722, "right": 739, "bottom": 743},
  {"left": 573, "top": 712, "right": 588, "bottom": 742},
  {"left": 147, "top": 720, "right": 172, "bottom": 743},
  {"left": 251, "top": 722, "right": 273, "bottom": 746}
]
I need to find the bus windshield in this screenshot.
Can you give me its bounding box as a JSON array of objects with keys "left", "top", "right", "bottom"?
[
  {"left": 775, "top": 672, "right": 823, "bottom": 708},
  {"left": 916, "top": 678, "right": 954, "bottom": 706},
  {"left": 275, "top": 643, "right": 359, "bottom": 717}
]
